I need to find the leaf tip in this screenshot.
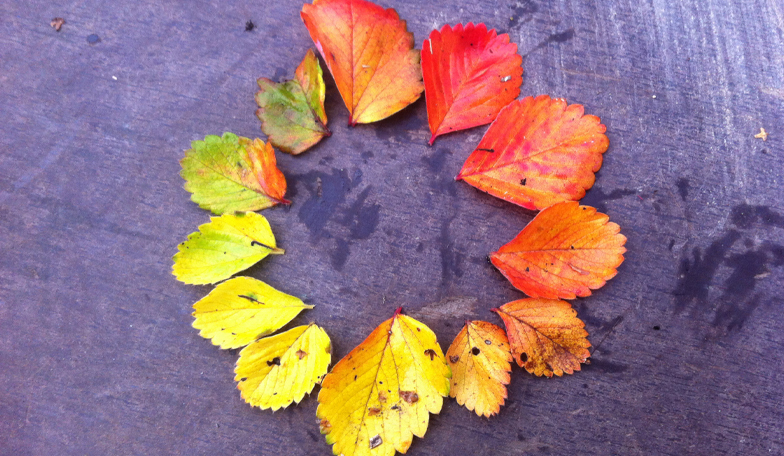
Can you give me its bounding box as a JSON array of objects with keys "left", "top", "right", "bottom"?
[{"left": 393, "top": 306, "right": 404, "bottom": 317}]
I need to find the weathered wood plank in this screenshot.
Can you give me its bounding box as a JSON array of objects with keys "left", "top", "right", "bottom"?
[{"left": 0, "top": 0, "right": 782, "bottom": 454}]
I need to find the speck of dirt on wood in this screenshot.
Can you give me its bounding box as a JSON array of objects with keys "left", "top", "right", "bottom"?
[
  {"left": 245, "top": 20, "right": 255, "bottom": 31},
  {"left": 51, "top": 18, "right": 65, "bottom": 32}
]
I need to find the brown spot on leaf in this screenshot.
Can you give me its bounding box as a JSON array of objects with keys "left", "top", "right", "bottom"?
[
  {"left": 520, "top": 352, "right": 528, "bottom": 363},
  {"left": 471, "top": 347, "right": 480, "bottom": 356},
  {"left": 319, "top": 419, "right": 331, "bottom": 433},
  {"left": 399, "top": 391, "right": 419, "bottom": 404},
  {"left": 368, "top": 407, "right": 381, "bottom": 416},
  {"left": 424, "top": 349, "right": 436, "bottom": 360},
  {"left": 369, "top": 435, "right": 383, "bottom": 449},
  {"left": 484, "top": 339, "right": 492, "bottom": 345},
  {"left": 378, "top": 391, "right": 387, "bottom": 403},
  {"left": 267, "top": 357, "right": 281, "bottom": 366},
  {"left": 296, "top": 350, "right": 307, "bottom": 360},
  {"left": 449, "top": 355, "right": 460, "bottom": 363}
]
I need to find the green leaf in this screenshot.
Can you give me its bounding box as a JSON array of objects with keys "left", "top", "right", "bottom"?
[
  {"left": 172, "top": 212, "right": 284, "bottom": 285},
  {"left": 256, "top": 49, "right": 330, "bottom": 155},
  {"left": 192, "top": 276, "right": 313, "bottom": 349},
  {"left": 180, "top": 132, "right": 289, "bottom": 215}
]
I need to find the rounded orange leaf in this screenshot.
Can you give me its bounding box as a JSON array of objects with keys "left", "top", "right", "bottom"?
[{"left": 490, "top": 202, "right": 626, "bottom": 299}]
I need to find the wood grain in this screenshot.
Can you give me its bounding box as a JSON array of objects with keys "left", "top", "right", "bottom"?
[{"left": 0, "top": 0, "right": 782, "bottom": 454}]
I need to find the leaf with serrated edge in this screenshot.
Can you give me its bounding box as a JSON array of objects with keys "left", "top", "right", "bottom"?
[
  {"left": 491, "top": 201, "right": 626, "bottom": 299},
  {"left": 192, "top": 276, "right": 313, "bottom": 349},
  {"left": 301, "top": 0, "right": 423, "bottom": 125},
  {"left": 256, "top": 49, "right": 330, "bottom": 154},
  {"left": 446, "top": 320, "right": 511, "bottom": 417},
  {"left": 422, "top": 23, "right": 522, "bottom": 145},
  {"left": 236, "top": 324, "right": 332, "bottom": 411},
  {"left": 180, "top": 132, "right": 288, "bottom": 214},
  {"left": 493, "top": 299, "right": 590, "bottom": 377},
  {"left": 317, "top": 308, "right": 450, "bottom": 456},
  {"left": 172, "top": 212, "right": 283, "bottom": 285},
  {"left": 457, "top": 95, "right": 608, "bottom": 210}
]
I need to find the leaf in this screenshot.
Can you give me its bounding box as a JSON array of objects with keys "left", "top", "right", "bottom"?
[
  {"left": 256, "top": 49, "right": 330, "bottom": 154},
  {"left": 445, "top": 320, "right": 511, "bottom": 418},
  {"left": 192, "top": 276, "right": 313, "bottom": 349},
  {"left": 456, "top": 95, "right": 609, "bottom": 210},
  {"left": 235, "top": 324, "right": 332, "bottom": 411},
  {"left": 172, "top": 212, "right": 284, "bottom": 285},
  {"left": 422, "top": 23, "right": 522, "bottom": 145},
  {"left": 180, "top": 133, "right": 289, "bottom": 214},
  {"left": 493, "top": 299, "right": 590, "bottom": 377},
  {"left": 301, "top": 0, "right": 424, "bottom": 125},
  {"left": 317, "top": 308, "right": 450, "bottom": 456},
  {"left": 490, "top": 201, "right": 626, "bottom": 299}
]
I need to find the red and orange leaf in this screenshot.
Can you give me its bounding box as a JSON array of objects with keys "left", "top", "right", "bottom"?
[
  {"left": 456, "top": 95, "right": 608, "bottom": 210},
  {"left": 301, "top": 0, "right": 423, "bottom": 125},
  {"left": 493, "top": 298, "right": 590, "bottom": 377},
  {"left": 422, "top": 23, "right": 522, "bottom": 145},
  {"left": 445, "top": 321, "right": 511, "bottom": 418},
  {"left": 490, "top": 202, "right": 626, "bottom": 299}
]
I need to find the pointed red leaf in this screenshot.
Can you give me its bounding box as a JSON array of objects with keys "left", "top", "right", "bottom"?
[
  {"left": 457, "top": 95, "right": 608, "bottom": 210},
  {"left": 422, "top": 23, "right": 522, "bottom": 145}
]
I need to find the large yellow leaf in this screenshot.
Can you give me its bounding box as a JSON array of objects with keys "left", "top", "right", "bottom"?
[
  {"left": 172, "top": 212, "right": 283, "bottom": 285},
  {"left": 317, "top": 309, "right": 451, "bottom": 456},
  {"left": 235, "top": 324, "right": 332, "bottom": 411},
  {"left": 445, "top": 320, "right": 511, "bottom": 418},
  {"left": 191, "top": 276, "right": 313, "bottom": 349},
  {"left": 493, "top": 298, "right": 590, "bottom": 377}
]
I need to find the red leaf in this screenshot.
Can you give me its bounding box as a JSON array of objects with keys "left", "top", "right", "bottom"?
[
  {"left": 457, "top": 95, "right": 608, "bottom": 210},
  {"left": 422, "top": 23, "right": 522, "bottom": 145}
]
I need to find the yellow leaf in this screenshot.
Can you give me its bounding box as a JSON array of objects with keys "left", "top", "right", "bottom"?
[
  {"left": 317, "top": 309, "right": 451, "bottom": 456},
  {"left": 191, "top": 276, "right": 313, "bottom": 349},
  {"left": 235, "top": 324, "right": 332, "bottom": 411},
  {"left": 445, "top": 321, "right": 511, "bottom": 418},
  {"left": 493, "top": 298, "right": 591, "bottom": 377},
  {"left": 172, "top": 212, "right": 283, "bottom": 285}
]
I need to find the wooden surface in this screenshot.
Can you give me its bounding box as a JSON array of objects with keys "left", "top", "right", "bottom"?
[{"left": 1, "top": 0, "right": 783, "bottom": 454}]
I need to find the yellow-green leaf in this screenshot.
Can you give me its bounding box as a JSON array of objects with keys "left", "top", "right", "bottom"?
[
  {"left": 192, "top": 276, "right": 313, "bottom": 349},
  {"left": 317, "top": 309, "right": 451, "bottom": 456},
  {"left": 172, "top": 212, "right": 283, "bottom": 285},
  {"left": 256, "top": 49, "right": 330, "bottom": 155},
  {"left": 180, "top": 132, "right": 289, "bottom": 215},
  {"left": 235, "top": 324, "right": 332, "bottom": 411}
]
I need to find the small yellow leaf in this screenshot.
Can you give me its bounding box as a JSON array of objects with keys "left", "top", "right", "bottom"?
[
  {"left": 235, "top": 324, "right": 332, "bottom": 411},
  {"left": 192, "top": 276, "right": 313, "bottom": 349},
  {"left": 317, "top": 309, "right": 450, "bottom": 456},
  {"left": 172, "top": 212, "right": 283, "bottom": 285},
  {"left": 493, "top": 298, "right": 591, "bottom": 377},
  {"left": 445, "top": 321, "right": 511, "bottom": 417}
]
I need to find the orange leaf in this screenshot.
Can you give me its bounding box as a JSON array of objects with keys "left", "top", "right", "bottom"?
[
  {"left": 456, "top": 95, "right": 608, "bottom": 210},
  {"left": 301, "top": 0, "right": 423, "bottom": 125},
  {"left": 445, "top": 320, "right": 511, "bottom": 417},
  {"left": 493, "top": 298, "right": 590, "bottom": 377},
  {"left": 422, "top": 23, "right": 522, "bottom": 145},
  {"left": 490, "top": 202, "right": 626, "bottom": 299}
]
